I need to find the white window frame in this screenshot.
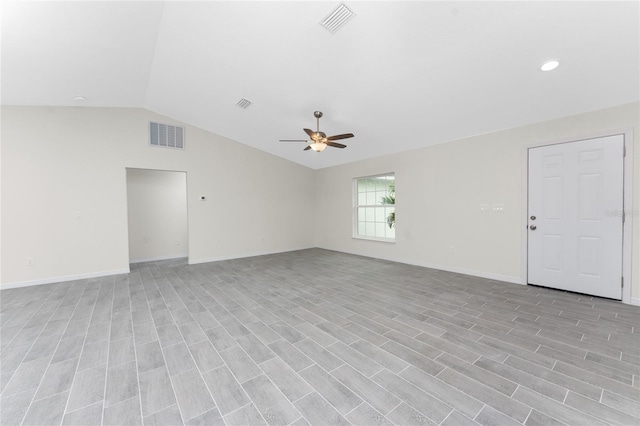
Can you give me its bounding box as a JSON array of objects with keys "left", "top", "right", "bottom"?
[{"left": 352, "top": 173, "right": 396, "bottom": 243}]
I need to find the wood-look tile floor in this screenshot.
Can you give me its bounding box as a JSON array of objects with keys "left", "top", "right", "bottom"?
[{"left": 1, "top": 248, "right": 639, "bottom": 426}]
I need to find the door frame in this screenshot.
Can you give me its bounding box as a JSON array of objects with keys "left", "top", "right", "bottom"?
[
  {"left": 520, "top": 129, "right": 634, "bottom": 305},
  {"left": 124, "top": 167, "right": 190, "bottom": 264}
]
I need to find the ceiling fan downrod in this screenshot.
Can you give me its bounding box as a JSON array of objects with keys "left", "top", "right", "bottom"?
[{"left": 314, "top": 111, "right": 323, "bottom": 139}]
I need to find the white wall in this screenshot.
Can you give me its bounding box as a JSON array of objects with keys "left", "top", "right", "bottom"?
[
  {"left": 1, "top": 107, "right": 316, "bottom": 287},
  {"left": 126, "top": 169, "right": 188, "bottom": 263},
  {"left": 315, "top": 103, "right": 640, "bottom": 301}
]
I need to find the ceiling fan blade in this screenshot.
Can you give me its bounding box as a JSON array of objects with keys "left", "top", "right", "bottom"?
[
  {"left": 303, "top": 128, "right": 315, "bottom": 138},
  {"left": 326, "top": 142, "right": 347, "bottom": 149},
  {"left": 303, "top": 145, "right": 311, "bottom": 151},
  {"left": 326, "top": 133, "right": 354, "bottom": 141},
  {"left": 279, "top": 139, "right": 308, "bottom": 142}
]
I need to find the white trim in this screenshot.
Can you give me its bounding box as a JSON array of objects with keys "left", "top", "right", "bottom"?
[
  {"left": 621, "top": 130, "right": 634, "bottom": 306},
  {"left": 188, "top": 246, "right": 315, "bottom": 265},
  {"left": 319, "top": 246, "right": 522, "bottom": 285},
  {"left": 521, "top": 129, "right": 634, "bottom": 304},
  {"left": 520, "top": 143, "right": 530, "bottom": 287},
  {"left": 124, "top": 167, "right": 190, "bottom": 270},
  {"left": 406, "top": 261, "right": 522, "bottom": 285},
  {"left": 129, "top": 253, "right": 188, "bottom": 264},
  {"left": 630, "top": 298, "right": 640, "bottom": 307},
  {"left": 1, "top": 268, "right": 130, "bottom": 290},
  {"left": 352, "top": 236, "right": 396, "bottom": 244}
]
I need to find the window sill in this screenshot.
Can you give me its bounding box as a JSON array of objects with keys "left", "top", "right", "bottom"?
[{"left": 352, "top": 236, "right": 396, "bottom": 244}]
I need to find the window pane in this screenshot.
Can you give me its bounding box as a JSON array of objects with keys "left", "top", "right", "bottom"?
[
  {"left": 375, "top": 207, "right": 385, "bottom": 223},
  {"left": 365, "top": 222, "right": 375, "bottom": 236},
  {"left": 358, "top": 207, "right": 366, "bottom": 222},
  {"left": 358, "top": 193, "right": 366, "bottom": 205},
  {"left": 366, "top": 207, "right": 375, "bottom": 222},
  {"left": 357, "top": 179, "right": 367, "bottom": 193},
  {"left": 386, "top": 225, "right": 396, "bottom": 239},
  {"left": 375, "top": 223, "right": 386, "bottom": 238},
  {"left": 376, "top": 191, "right": 387, "bottom": 205},
  {"left": 366, "top": 192, "right": 376, "bottom": 205},
  {"left": 358, "top": 222, "right": 366, "bottom": 236}
]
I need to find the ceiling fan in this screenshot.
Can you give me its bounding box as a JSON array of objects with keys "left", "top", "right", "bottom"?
[{"left": 279, "top": 111, "right": 354, "bottom": 152}]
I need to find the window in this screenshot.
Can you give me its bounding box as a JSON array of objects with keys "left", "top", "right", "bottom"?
[{"left": 354, "top": 173, "right": 395, "bottom": 241}]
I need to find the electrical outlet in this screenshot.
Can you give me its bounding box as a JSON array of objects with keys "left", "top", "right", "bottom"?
[{"left": 26, "top": 258, "right": 34, "bottom": 266}]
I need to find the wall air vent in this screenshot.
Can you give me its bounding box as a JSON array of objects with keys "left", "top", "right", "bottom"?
[
  {"left": 236, "top": 98, "right": 253, "bottom": 109},
  {"left": 149, "top": 122, "right": 185, "bottom": 150},
  {"left": 320, "top": 2, "right": 355, "bottom": 34}
]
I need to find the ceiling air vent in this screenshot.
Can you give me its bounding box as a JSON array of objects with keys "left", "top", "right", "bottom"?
[
  {"left": 149, "top": 122, "right": 185, "bottom": 150},
  {"left": 236, "top": 98, "right": 252, "bottom": 109},
  {"left": 320, "top": 2, "right": 355, "bottom": 34}
]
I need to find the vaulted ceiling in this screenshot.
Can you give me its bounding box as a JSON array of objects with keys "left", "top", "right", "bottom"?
[{"left": 2, "top": 1, "right": 638, "bottom": 169}]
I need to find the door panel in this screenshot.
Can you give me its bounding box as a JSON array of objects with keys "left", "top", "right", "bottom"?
[
  {"left": 542, "top": 235, "right": 562, "bottom": 272},
  {"left": 543, "top": 176, "right": 563, "bottom": 219},
  {"left": 578, "top": 237, "right": 600, "bottom": 277},
  {"left": 528, "top": 135, "right": 624, "bottom": 299}
]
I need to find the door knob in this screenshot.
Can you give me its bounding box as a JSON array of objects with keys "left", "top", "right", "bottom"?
[
  {"left": 530, "top": 215, "right": 536, "bottom": 220},
  {"left": 529, "top": 225, "right": 537, "bottom": 230}
]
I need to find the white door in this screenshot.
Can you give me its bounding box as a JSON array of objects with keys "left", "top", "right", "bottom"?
[{"left": 527, "top": 135, "right": 624, "bottom": 299}]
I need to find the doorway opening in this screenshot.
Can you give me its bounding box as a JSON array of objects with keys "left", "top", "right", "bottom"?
[{"left": 126, "top": 168, "right": 188, "bottom": 264}]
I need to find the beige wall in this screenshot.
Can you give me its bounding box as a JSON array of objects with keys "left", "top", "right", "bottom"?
[
  {"left": 315, "top": 103, "right": 640, "bottom": 302},
  {"left": 126, "top": 168, "right": 188, "bottom": 262},
  {"left": 2, "top": 103, "right": 638, "bottom": 303},
  {"left": 1, "top": 107, "right": 316, "bottom": 286}
]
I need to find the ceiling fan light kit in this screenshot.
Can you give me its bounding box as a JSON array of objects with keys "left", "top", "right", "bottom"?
[
  {"left": 279, "top": 111, "right": 354, "bottom": 152},
  {"left": 308, "top": 142, "right": 327, "bottom": 152}
]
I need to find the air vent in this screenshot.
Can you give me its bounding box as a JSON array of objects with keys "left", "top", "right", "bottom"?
[
  {"left": 236, "top": 98, "right": 252, "bottom": 109},
  {"left": 320, "top": 2, "right": 355, "bottom": 34},
  {"left": 149, "top": 122, "right": 185, "bottom": 150}
]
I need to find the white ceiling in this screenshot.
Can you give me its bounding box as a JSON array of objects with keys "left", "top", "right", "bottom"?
[{"left": 2, "top": 1, "right": 638, "bottom": 169}]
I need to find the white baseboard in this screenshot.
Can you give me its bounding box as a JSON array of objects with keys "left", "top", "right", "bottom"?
[
  {"left": 318, "top": 246, "right": 523, "bottom": 285},
  {"left": 189, "top": 246, "right": 315, "bottom": 265},
  {"left": 130, "top": 254, "right": 188, "bottom": 264},
  {"left": 1, "top": 268, "right": 131, "bottom": 290},
  {"left": 0, "top": 248, "right": 314, "bottom": 290},
  {"left": 412, "top": 261, "right": 523, "bottom": 285},
  {"left": 4, "top": 248, "right": 635, "bottom": 306},
  {"left": 318, "top": 247, "right": 640, "bottom": 305}
]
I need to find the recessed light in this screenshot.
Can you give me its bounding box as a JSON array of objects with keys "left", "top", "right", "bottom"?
[
  {"left": 540, "top": 60, "right": 560, "bottom": 71},
  {"left": 74, "top": 96, "right": 86, "bottom": 101}
]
